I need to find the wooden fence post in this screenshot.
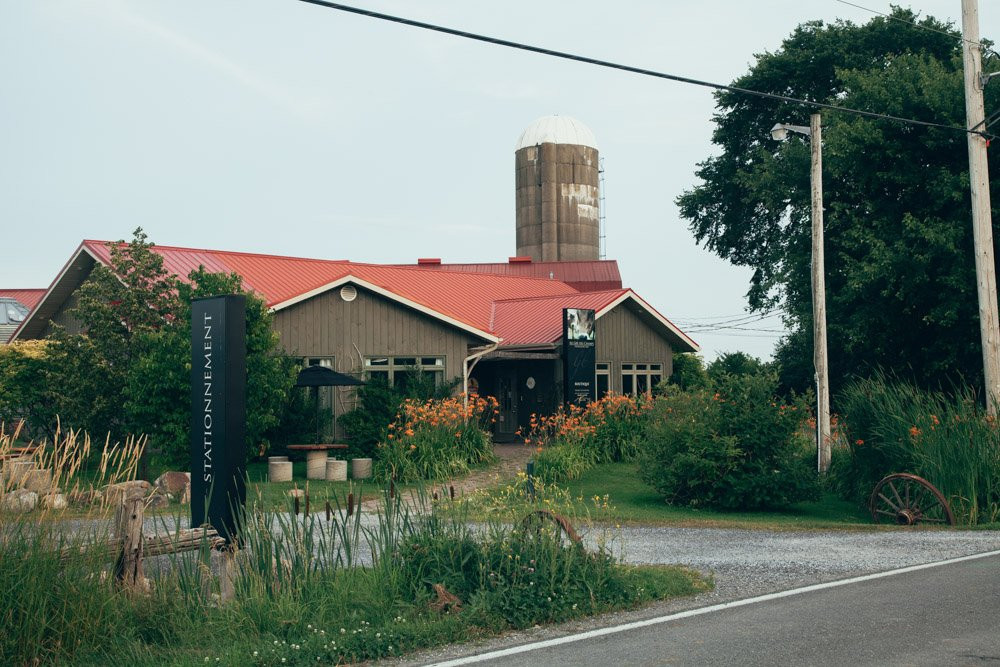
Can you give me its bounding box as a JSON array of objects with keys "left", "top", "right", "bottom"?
[{"left": 114, "top": 496, "right": 144, "bottom": 588}]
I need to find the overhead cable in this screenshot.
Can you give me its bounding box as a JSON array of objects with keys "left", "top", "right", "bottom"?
[{"left": 297, "top": 0, "right": 997, "bottom": 140}]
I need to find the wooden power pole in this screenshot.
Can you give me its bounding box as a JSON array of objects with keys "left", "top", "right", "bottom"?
[
  {"left": 810, "top": 113, "right": 832, "bottom": 472},
  {"left": 961, "top": 0, "right": 1000, "bottom": 416}
]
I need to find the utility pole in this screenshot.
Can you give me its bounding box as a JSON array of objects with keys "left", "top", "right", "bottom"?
[
  {"left": 961, "top": 0, "right": 1000, "bottom": 416},
  {"left": 810, "top": 113, "right": 831, "bottom": 472}
]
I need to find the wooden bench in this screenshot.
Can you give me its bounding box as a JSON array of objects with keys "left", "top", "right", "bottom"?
[{"left": 286, "top": 444, "right": 349, "bottom": 480}]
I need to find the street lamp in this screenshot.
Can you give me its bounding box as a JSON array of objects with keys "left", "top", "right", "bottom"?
[{"left": 771, "top": 113, "right": 831, "bottom": 473}]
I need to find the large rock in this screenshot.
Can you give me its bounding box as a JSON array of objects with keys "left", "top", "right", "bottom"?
[
  {"left": 41, "top": 493, "right": 68, "bottom": 510},
  {"left": 104, "top": 480, "right": 152, "bottom": 504},
  {"left": 2, "top": 489, "right": 38, "bottom": 512},
  {"left": 154, "top": 471, "right": 190, "bottom": 502},
  {"left": 146, "top": 492, "right": 170, "bottom": 510},
  {"left": 24, "top": 469, "right": 54, "bottom": 494},
  {"left": 68, "top": 489, "right": 102, "bottom": 507}
]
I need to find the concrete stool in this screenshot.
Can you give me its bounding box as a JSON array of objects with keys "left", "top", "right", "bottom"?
[
  {"left": 7, "top": 460, "right": 36, "bottom": 488},
  {"left": 268, "top": 455, "right": 289, "bottom": 463},
  {"left": 305, "top": 451, "right": 328, "bottom": 480},
  {"left": 268, "top": 460, "right": 293, "bottom": 483},
  {"left": 351, "top": 458, "right": 372, "bottom": 480},
  {"left": 325, "top": 459, "right": 347, "bottom": 482}
]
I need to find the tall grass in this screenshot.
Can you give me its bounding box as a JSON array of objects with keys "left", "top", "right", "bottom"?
[
  {"left": 1, "top": 423, "right": 705, "bottom": 665},
  {"left": 835, "top": 375, "right": 1000, "bottom": 524}
]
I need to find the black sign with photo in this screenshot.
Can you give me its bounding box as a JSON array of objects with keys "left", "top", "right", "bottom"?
[
  {"left": 190, "top": 295, "right": 247, "bottom": 544},
  {"left": 563, "top": 307, "right": 596, "bottom": 405}
]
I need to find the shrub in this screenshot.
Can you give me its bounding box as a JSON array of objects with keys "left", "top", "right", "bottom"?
[
  {"left": 339, "top": 372, "right": 449, "bottom": 459},
  {"left": 527, "top": 394, "right": 651, "bottom": 483},
  {"left": 642, "top": 372, "right": 819, "bottom": 510},
  {"left": 834, "top": 375, "right": 1000, "bottom": 524},
  {"left": 375, "top": 394, "right": 497, "bottom": 482}
]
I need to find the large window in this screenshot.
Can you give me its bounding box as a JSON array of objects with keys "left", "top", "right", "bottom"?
[
  {"left": 364, "top": 356, "right": 445, "bottom": 390},
  {"left": 621, "top": 363, "right": 663, "bottom": 396}
]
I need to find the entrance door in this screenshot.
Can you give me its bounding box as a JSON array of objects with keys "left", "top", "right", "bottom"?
[{"left": 496, "top": 372, "right": 518, "bottom": 441}]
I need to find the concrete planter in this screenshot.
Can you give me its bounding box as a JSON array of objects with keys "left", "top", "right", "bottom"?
[
  {"left": 325, "top": 459, "right": 347, "bottom": 482},
  {"left": 268, "top": 460, "right": 293, "bottom": 483},
  {"left": 351, "top": 458, "right": 372, "bottom": 480},
  {"left": 6, "top": 460, "right": 36, "bottom": 488}
]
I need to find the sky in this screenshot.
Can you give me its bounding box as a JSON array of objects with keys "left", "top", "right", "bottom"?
[{"left": 2, "top": 0, "right": 996, "bottom": 361}]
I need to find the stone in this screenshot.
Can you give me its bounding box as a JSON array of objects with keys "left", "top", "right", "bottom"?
[
  {"left": 68, "top": 489, "right": 102, "bottom": 507},
  {"left": 24, "top": 469, "right": 54, "bottom": 494},
  {"left": 5, "top": 460, "right": 35, "bottom": 489},
  {"left": 153, "top": 471, "right": 190, "bottom": 497},
  {"left": 145, "top": 492, "right": 170, "bottom": 510},
  {"left": 2, "top": 489, "right": 38, "bottom": 512},
  {"left": 41, "top": 493, "right": 67, "bottom": 510},
  {"left": 104, "top": 480, "right": 152, "bottom": 504},
  {"left": 286, "top": 488, "right": 305, "bottom": 499}
]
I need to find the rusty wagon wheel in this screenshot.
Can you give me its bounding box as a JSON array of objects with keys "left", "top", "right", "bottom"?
[
  {"left": 869, "top": 473, "right": 955, "bottom": 526},
  {"left": 519, "top": 509, "right": 582, "bottom": 544}
]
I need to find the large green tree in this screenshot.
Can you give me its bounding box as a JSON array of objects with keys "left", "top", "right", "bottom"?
[
  {"left": 46, "top": 230, "right": 296, "bottom": 466},
  {"left": 677, "top": 10, "right": 1000, "bottom": 396}
]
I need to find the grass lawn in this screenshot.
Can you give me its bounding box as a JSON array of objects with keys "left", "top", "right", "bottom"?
[{"left": 557, "top": 463, "right": 876, "bottom": 530}]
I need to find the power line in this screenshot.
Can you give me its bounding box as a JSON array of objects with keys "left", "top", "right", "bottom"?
[
  {"left": 677, "top": 313, "right": 782, "bottom": 331},
  {"left": 297, "top": 0, "right": 996, "bottom": 140},
  {"left": 831, "top": 0, "right": 999, "bottom": 59}
]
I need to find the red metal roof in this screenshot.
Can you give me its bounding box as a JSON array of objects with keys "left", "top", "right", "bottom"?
[
  {"left": 491, "top": 290, "right": 628, "bottom": 344},
  {"left": 71, "top": 241, "right": 696, "bottom": 350},
  {"left": 0, "top": 289, "right": 45, "bottom": 311},
  {"left": 392, "top": 259, "right": 623, "bottom": 292},
  {"left": 81, "top": 241, "right": 579, "bottom": 338}
]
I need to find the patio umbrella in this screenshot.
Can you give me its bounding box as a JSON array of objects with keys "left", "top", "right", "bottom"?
[
  {"left": 294, "top": 366, "right": 365, "bottom": 444},
  {"left": 295, "top": 365, "right": 365, "bottom": 387}
]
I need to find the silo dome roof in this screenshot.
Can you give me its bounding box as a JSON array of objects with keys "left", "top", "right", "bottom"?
[{"left": 515, "top": 115, "right": 598, "bottom": 151}]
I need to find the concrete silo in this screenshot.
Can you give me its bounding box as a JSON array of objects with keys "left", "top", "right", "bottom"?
[{"left": 515, "top": 115, "right": 600, "bottom": 262}]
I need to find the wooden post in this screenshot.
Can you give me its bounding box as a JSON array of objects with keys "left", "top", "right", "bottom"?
[
  {"left": 962, "top": 0, "right": 1000, "bottom": 415},
  {"left": 114, "top": 496, "right": 144, "bottom": 588},
  {"left": 218, "top": 548, "right": 236, "bottom": 604},
  {"left": 810, "top": 113, "right": 832, "bottom": 473}
]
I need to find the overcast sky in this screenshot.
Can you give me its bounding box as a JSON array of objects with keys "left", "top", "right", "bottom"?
[{"left": 2, "top": 1, "right": 996, "bottom": 360}]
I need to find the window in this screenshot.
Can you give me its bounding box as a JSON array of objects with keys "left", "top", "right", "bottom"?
[
  {"left": 596, "top": 362, "right": 610, "bottom": 398},
  {"left": 621, "top": 362, "right": 663, "bottom": 396},
  {"left": 364, "top": 356, "right": 445, "bottom": 389}
]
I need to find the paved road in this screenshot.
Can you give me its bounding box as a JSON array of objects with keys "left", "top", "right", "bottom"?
[{"left": 431, "top": 552, "right": 1000, "bottom": 666}]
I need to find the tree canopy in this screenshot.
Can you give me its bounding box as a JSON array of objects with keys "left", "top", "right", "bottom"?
[
  {"left": 3, "top": 229, "right": 297, "bottom": 465},
  {"left": 677, "top": 9, "right": 1000, "bottom": 396}
]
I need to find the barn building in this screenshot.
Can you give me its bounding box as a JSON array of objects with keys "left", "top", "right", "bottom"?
[{"left": 9, "top": 116, "right": 698, "bottom": 440}]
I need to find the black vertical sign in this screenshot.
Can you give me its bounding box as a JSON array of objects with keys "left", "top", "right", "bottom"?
[
  {"left": 562, "top": 308, "right": 596, "bottom": 405},
  {"left": 190, "top": 295, "right": 246, "bottom": 544}
]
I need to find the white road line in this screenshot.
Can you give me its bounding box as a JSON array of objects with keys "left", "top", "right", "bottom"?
[{"left": 428, "top": 549, "right": 1000, "bottom": 666}]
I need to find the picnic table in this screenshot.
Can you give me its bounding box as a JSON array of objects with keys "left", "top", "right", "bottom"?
[{"left": 286, "top": 444, "right": 348, "bottom": 480}]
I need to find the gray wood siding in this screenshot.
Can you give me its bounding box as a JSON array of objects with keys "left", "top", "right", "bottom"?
[
  {"left": 272, "top": 285, "right": 479, "bottom": 381},
  {"left": 595, "top": 304, "right": 674, "bottom": 393},
  {"left": 273, "top": 285, "right": 482, "bottom": 438}
]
